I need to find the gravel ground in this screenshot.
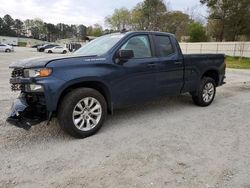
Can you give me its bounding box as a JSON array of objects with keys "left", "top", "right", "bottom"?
[{"left": 0, "top": 47, "right": 250, "bottom": 188}]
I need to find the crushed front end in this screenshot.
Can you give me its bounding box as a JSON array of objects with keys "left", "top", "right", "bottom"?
[{"left": 7, "top": 68, "right": 49, "bottom": 130}]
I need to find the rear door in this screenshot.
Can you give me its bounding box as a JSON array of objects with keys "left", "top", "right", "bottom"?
[{"left": 153, "top": 35, "right": 184, "bottom": 95}]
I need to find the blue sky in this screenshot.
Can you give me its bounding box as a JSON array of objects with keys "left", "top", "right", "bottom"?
[{"left": 0, "top": 0, "right": 207, "bottom": 26}]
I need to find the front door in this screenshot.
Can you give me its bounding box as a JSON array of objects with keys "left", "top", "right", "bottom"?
[{"left": 111, "top": 34, "right": 158, "bottom": 107}]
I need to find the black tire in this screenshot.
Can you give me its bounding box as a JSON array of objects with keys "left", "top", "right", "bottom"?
[
  {"left": 191, "top": 77, "right": 216, "bottom": 107},
  {"left": 62, "top": 50, "right": 67, "bottom": 54},
  {"left": 48, "top": 50, "right": 52, "bottom": 53},
  {"left": 58, "top": 88, "right": 107, "bottom": 138},
  {"left": 5, "top": 49, "right": 11, "bottom": 52}
]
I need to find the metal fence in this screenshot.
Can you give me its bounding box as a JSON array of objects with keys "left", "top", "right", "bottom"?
[{"left": 179, "top": 42, "right": 250, "bottom": 57}]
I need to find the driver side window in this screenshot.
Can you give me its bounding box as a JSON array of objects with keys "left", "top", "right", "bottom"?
[{"left": 121, "top": 35, "right": 152, "bottom": 58}]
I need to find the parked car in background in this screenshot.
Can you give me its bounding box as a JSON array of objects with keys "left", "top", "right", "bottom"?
[
  {"left": 44, "top": 46, "right": 68, "bottom": 54},
  {"left": 31, "top": 44, "right": 44, "bottom": 48},
  {"left": 37, "top": 44, "right": 59, "bottom": 52},
  {"left": 0, "top": 43, "right": 14, "bottom": 52},
  {"left": 66, "top": 43, "right": 82, "bottom": 52}
]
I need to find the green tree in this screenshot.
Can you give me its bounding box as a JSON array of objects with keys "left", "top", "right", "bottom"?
[
  {"left": 130, "top": 3, "right": 146, "bottom": 30},
  {"left": 87, "top": 26, "right": 93, "bottom": 36},
  {"left": 24, "top": 18, "right": 46, "bottom": 39},
  {"left": 91, "top": 24, "right": 103, "bottom": 37},
  {"left": 142, "top": 0, "right": 167, "bottom": 30},
  {"left": 105, "top": 8, "right": 131, "bottom": 31},
  {"left": 3, "top": 14, "right": 14, "bottom": 27},
  {"left": 164, "top": 11, "right": 191, "bottom": 41},
  {"left": 2, "top": 14, "right": 16, "bottom": 36},
  {"left": 206, "top": 19, "right": 223, "bottom": 41},
  {"left": 70, "top": 25, "right": 78, "bottom": 38},
  {"left": 0, "top": 17, "right": 4, "bottom": 35},
  {"left": 201, "top": 0, "right": 250, "bottom": 41},
  {"left": 45, "top": 23, "right": 59, "bottom": 41},
  {"left": 188, "top": 22, "right": 207, "bottom": 42},
  {"left": 13, "top": 19, "right": 23, "bottom": 36},
  {"left": 77, "top": 24, "right": 87, "bottom": 40}
]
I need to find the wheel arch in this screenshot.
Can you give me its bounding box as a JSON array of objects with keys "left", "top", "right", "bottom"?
[
  {"left": 202, "top": 69, "right": 220, "bottom": 86},
  {"left": 56, "top": 81, "right": 113, "bottom": 114}
]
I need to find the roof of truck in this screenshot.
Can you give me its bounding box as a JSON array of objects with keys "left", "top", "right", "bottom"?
[{"left": 121, "top": 30, "right": 176, "bottom": 37}]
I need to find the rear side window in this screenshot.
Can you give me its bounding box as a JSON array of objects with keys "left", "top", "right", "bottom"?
[{"left": 154, "top": 35, "right": 175, "bottom": 57}]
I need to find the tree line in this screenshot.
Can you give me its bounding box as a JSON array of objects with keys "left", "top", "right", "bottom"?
[
  {"left": 105, "top": 0, "right": 250, "bottom": 42},
  {"left": 0, "top": 15, "right": 103, "bottom": 42},
  {"left": 0, "top": 0, "right": 249, "bottom": 42}
]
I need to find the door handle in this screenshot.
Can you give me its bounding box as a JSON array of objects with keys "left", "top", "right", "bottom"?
[
  {"left": 147, "top": 63, "right": 156, "bottom": 68},
  {"left": 174, "top": 61, "right": 183, "bottom": 65}
]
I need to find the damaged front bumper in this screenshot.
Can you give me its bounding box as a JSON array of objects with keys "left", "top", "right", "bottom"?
[{"left": 6, "top": 93, "right": 48, "bottom": 130}]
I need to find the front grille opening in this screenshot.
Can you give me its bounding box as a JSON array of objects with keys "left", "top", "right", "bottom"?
[
  {"left": 11, "top": 68, "right": 24, "bottom": 78},
  {"left": 11, "top": 68, "right": 25, "bottom": 91},
  {"left": 11, "top": 84, "right": 24, "bottom": 91}
]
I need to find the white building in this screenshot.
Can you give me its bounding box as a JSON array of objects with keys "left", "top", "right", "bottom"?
[
  {"left": 0, "top": 36, "right": 45, "bottom": 46},
  {"left": 0, "top": 36, "right": 18, "bottom": 45}
]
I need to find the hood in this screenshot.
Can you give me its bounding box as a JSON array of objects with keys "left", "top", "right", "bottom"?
[{"left": 9, "top": 54, "right": 99, "bottom": 69}]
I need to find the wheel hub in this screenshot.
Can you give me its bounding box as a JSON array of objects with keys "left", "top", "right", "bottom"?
[
  {"left": 202, "top": 82, "right": 215, "bottom": 103},
  {"left": 72, "top": 97, "right": 102, "bottom": 131}
]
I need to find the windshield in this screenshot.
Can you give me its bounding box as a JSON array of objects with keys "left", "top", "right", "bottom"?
[{"left": 74, "top": 33, "right": 125, "bottom": 56}]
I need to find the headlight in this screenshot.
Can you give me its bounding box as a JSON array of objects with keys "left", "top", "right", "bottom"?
[
  {"left": 25, "top": 84, "right": 44, "bottom": 92},
  {"left": 24, "top": 68, "right": 52, "bottom": 78}
]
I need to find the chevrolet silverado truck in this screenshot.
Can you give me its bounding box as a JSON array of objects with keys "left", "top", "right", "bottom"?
[{"left": 7, "top": 31, "right": 226, "bottom": 138}]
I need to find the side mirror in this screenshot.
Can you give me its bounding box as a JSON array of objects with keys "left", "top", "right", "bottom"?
[{"left": 117, "top": 50, "right": 134, "bottom": 63}]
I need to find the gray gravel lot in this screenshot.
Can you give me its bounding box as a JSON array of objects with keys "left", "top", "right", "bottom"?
[{"left": 0, "top": 47, "right": 250, "bottom": 188}]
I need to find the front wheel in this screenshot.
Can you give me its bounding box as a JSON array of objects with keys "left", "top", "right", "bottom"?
[
  {"left": 191, "top": 77, "right": 216, "bottom": 107},
  {"left": 5, "top": 49, "right": 11, "bottom": 52},
  {"left": 58, "top": 88, "right": 107, "bottom": 138}
]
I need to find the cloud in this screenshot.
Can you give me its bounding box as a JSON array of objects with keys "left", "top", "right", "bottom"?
[
  {"left": 0, "top": 0, "right": 143, "bottom": 26},
  {"left": 0, "top": 0, "right": 206, "bottom": 26}
]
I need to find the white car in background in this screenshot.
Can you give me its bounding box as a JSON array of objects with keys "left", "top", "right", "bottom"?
[
  {"left": 0, "top": 43, "right": 14, "bottom": 52},
  {"left": 44, "top": 46, "right": 68, "bottom": 54}
]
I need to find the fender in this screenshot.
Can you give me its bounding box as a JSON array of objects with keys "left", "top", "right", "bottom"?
[{"left": 54, "top": 77, "right": 113, "bottom": 113}]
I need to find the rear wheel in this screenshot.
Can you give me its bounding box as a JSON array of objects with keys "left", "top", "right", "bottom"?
[
  {"left": 58, "top": 88, "right": 107, "bottom": 138},
  {"left": 5, "top": 49, "right": 11, "bottom": 52},
  {"left": 191, "top": 77, "right": 216, "bottom": 106},
  {"left": 48, "top": 50, "right": 52, "bottom": 53},
  {"left": 62, "top": 50, "right": 67, "bottom": 54}
]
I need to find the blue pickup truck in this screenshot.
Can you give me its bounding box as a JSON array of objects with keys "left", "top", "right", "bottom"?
[{"left": 7, "top": 31, "right": 226, "bottom": 138}]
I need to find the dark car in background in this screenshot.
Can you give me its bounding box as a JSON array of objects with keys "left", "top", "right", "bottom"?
[
  {"left": 37, "top": 44, "right": 59, "bottom": 52},
  {"left": 31, "top": 44, "right": 45, "bottom": 48}
]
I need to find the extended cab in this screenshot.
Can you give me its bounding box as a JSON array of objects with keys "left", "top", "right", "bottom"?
[{"left": 7, "top": 31, "right": 226, "bottom": 138}]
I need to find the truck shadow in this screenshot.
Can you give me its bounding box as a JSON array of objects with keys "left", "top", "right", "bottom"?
[
  {"left": 103, "top": 94, "right": 193, "bottom": 131},
  {"left": 1, "top": 94, "right": 193, "bottom": 147},
  {"left": 4, "top": 81, "right": 249, "bottom": 146},
  {"left": 5, "top": 82, "right": 249, "bottom": 146}
]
